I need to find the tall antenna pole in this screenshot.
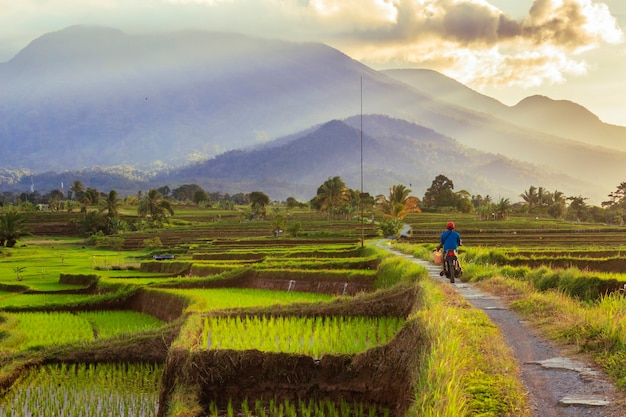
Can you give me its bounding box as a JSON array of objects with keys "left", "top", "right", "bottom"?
[{"left": 360, "top": 76, "right": 364, "bottom": 248}]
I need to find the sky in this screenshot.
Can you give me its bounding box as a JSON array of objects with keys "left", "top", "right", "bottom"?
[{"left": 0, "top": 0, "right": 625, "bottom": 126}]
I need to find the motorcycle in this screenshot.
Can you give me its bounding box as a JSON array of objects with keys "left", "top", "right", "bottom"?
[{"left": 442, "top": 250, "right": 462, "bottom": 284}]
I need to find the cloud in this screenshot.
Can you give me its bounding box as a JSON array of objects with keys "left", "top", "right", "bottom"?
[
  {"left": 324, "top": 0, "right": 623, "bottom": 89},
  {"left": 523, "top": 0, "right": 623, "bottom": 49},
  {"left": 330, "top": 0, "right": 622, "bottom": 49},
  {"left": 0, "top": 0, "right": 622, "bottom": 92}
]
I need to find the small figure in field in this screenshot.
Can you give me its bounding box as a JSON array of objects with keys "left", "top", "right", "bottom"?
[{"left": 436, "top": 221, "right": 462, "bottom": 276}]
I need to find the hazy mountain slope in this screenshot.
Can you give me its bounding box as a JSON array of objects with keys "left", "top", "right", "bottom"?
[
  {"left": 0, "top": 26, "right": 454, "bottom": 170},
  {"left": 0, "top": 27, "right": 616, "bottom": 167},
  {"left": 156, "top": 115, "right": 594, "bottom": 202},
  {"left": 0, "top": 26, "right": 622, "bottom": 203},
  {"left": 381, "top": 68, "right": 505, "bottom": 115},
  {"left": 382, "top": 69, "right": 626, "bottom": 152},
  {"left": 496, "top": 95, "right": 626, "bottom": 151}
]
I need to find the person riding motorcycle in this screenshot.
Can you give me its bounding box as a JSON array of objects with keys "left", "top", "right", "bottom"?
[{"left": 436, "top": 221, "right": 462, "bottom": 276}]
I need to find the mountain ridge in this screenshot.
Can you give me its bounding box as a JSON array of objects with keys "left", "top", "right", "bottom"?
[
  {"left": 152, "top": 115, "right": 598, "bottom": 202},
  {"left": 381, "top": 68, "right": 626, "bottom": 151},
  {"left": 0, "top": 26, "right": 623, "bottom": 204}
]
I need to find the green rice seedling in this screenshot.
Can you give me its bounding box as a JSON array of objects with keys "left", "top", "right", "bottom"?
[
  {"left": 0, "top": 310, "right": 164, "bottom": 351},
  {"left": 200, "top": 315, "right": 404, "bottom": 356},
  {"left": 1, "top": 311, "right": 94, "bottom": 351},
  {"left": 0, "top": 362, "right": 162, "bottom": 417},
  {"left": 168, "top": 288, "right": 333, "bottom": 312},
  {"left": 0, "top": 293, "right": 97, "bottom": 309},
  {"left": 227, "top": 398, "right": 235, "bottom": 417},
  {"left": 241, "top": 398, "right": 251, "bottom": 417},
  {"left": 0, "top": 284, "right": 136, "bottom": 311},
  {"left": 78, "top": 310, "right": 165, "bottom": 338},
  {"left": 208, "top": 401, "right": 219, "bottom": 417},
  {"left": 299, "top": 398, "right": 313, "bottom": 417}
]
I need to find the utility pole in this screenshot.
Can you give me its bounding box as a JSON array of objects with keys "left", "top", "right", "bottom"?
[{"left": 360, "top": 76, "right": 365, "bottom": 248}]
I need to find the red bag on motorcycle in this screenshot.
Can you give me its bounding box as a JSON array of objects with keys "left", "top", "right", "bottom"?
[{"left": 433, "top": 250, "right": 443, "bottom": 264}]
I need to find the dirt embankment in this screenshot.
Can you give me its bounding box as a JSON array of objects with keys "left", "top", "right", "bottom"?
[
  {"left": 148, "top": 269, "right": 378, "bottom": 296},
  {"left": 121, "top": 288, "right": 191, "bottom": 323},
  {"left": 157, "top": 285, "right": 423, "bottom": 417}
]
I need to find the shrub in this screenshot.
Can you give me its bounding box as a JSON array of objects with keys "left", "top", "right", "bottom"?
[
  {"left": 59, "top": 274, "right": 99, "bottom": 286},
  {"left": 143, "top": 237, "right": 163, "bottom": 250},
  {"left": 378, "top": 218, "right": 402, "bottom": 238},
  {"left": 287, "top": 222, "right": 302, "bottom": 237},
  {"left": 86, "top": 231, "right": 124, "bottom": 250},
  {"left": 375, "top": 256, "right": 428, "bottom": 289},
  {"left": 499, "top": 265, "right": 530, "bottom": 279}
]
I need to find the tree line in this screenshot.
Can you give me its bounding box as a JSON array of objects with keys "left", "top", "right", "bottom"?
[{"left": 1, "top": 174, "right": 625, "bottom": 247}]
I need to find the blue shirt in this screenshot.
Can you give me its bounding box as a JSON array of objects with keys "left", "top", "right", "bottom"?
[{"left": 440, "top": 230, "right": 461, "bottom": 252}]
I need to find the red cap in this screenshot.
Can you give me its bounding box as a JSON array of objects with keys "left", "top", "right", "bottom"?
[{"left": 446, "top": 221, "right": 455, "bottom": 230}]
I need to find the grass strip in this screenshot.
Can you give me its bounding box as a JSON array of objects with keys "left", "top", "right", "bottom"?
[{"left": 411, "top": 278, "right": 529, "bottom": 417}]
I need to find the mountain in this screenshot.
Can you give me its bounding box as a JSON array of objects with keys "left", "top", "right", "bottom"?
[
  {"left": 381, "top": 68, "right": 505, "bottom": 115},
  {"left": 0, "top": 26, "right": 624, "bottom": 203},
  {"left": 498, "top": 95, "right": 626, "bottom": 151},
  {"left": 154, "top": 115, "right": 593, "bottom": 202},
  {"left": 382, "top": 68, "right": 626, "bottom": 152},
  {"left": 0, "top": 25, "right": 415, "bottom": 170}
]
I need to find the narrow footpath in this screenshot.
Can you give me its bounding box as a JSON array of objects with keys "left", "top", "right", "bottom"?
[{"left": 382, "top": 244, "right": 625, "bottom": 417}]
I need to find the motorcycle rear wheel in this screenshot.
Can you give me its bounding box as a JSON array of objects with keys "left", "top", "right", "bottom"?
[{"left": 447, "top": 259, "right": 456, "bottom": 283}]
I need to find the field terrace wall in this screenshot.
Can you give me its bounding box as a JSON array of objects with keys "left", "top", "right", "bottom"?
[
  {"left": 232, "top": 269, "right": 377, "bottom": 295},
  {"left": 166, "top": 240, "right": 365, "bottom": 256},
  {"left": 157, "top": 284, "right": 422, "bottom": 417},
  {"left": 406, "top": 229, "right": 626, "bottom": 247},
  {"left": 207, "top": 238, "right": 361, "bottom": 247},
  {"left": 150, "top": 268, "right": 378, "bottom": 296},
  {"left": 504, "top": 257, "right": 626, "bottom": 275},
  {"left": 25, "top": 212, "right": 82, "bottom": 237},
  {"left": 119, "top": 224, "right": 373, "bottom": 250},
  {"left": 121, "top": 288, "right": 191, "bottom": 323},
  {"left": 140, "top": 241, "right": 380, "bottom": 295}
]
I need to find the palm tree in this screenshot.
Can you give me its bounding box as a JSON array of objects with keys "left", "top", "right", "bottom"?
[
  {"left": 102, "top": 190, "right": 120, "bottom": 219},
  {"left": 546, "top": 189, "right": 567, "bottom": 219},
  {"left": 376, "top": 184, "right": 421, "bottom": 220},
  {"left": 520, "top": 186, "right": 538, "bottom": 213},
  {"left": 101, "top": 190, "right": 121, "bottom": 233},
  {"left": 78, "top": 210, "right": 107, "bottom": 236},
  {"left": 567, "top": 195, "right": 589, "bottom": 222},
  {"left": 0, "top": 210, "right": 30, "bottom": 247},
  {"left": 70, "top": 180, "right": 84, "bottom": 201},
  {"left": 315, "top": 176, "right": 350, "bottom": 219},
  {"left": 552, "top": 190, "right": 566, "bottom": 205},
  {"left": 138, "top": 189, "right": 174, "bottom": 224},
  {"left": 494, "top": 197, "right": 512, "bottom": 220}
]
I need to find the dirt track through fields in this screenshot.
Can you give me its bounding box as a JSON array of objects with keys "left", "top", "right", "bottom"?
[{"left": 382, "top": 244, "right": 626, "bottom": 417}]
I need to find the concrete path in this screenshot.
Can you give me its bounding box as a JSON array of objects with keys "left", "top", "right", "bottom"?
[{"left": 381, "top": 244, "right": 621, "bottom": 416}]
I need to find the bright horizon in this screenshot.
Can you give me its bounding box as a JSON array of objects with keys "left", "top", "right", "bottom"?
[{"left": 1, "top": 0, "right": 625, "bottom": 127}]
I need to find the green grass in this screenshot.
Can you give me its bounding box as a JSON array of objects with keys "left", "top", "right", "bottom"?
[
  {"left": 410, "top": 277, "right": 529, "bottom": 417},
  {"left": 0, "top": 238, "right": 150, "bottom": 291},
  {"left": 78, "top": 311, "right": 166, "bottom": 339},
  {"left": 201, "top": 398, "right": 391, "bottom": 417},
  {"left": 0, "top": 310, "right": 165, "bottom": 351},
  {"left": 0, "top": 293, "right": 98, "bottom": 309},
  {"left": 200, "top": 315, "right": 404, "bottom": 356},
  {"left": 164, "top": 288, "right": 334, "bottom": 312},
  {"left": 1, "top": 311, "right": 94, "bottom": 351}
]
